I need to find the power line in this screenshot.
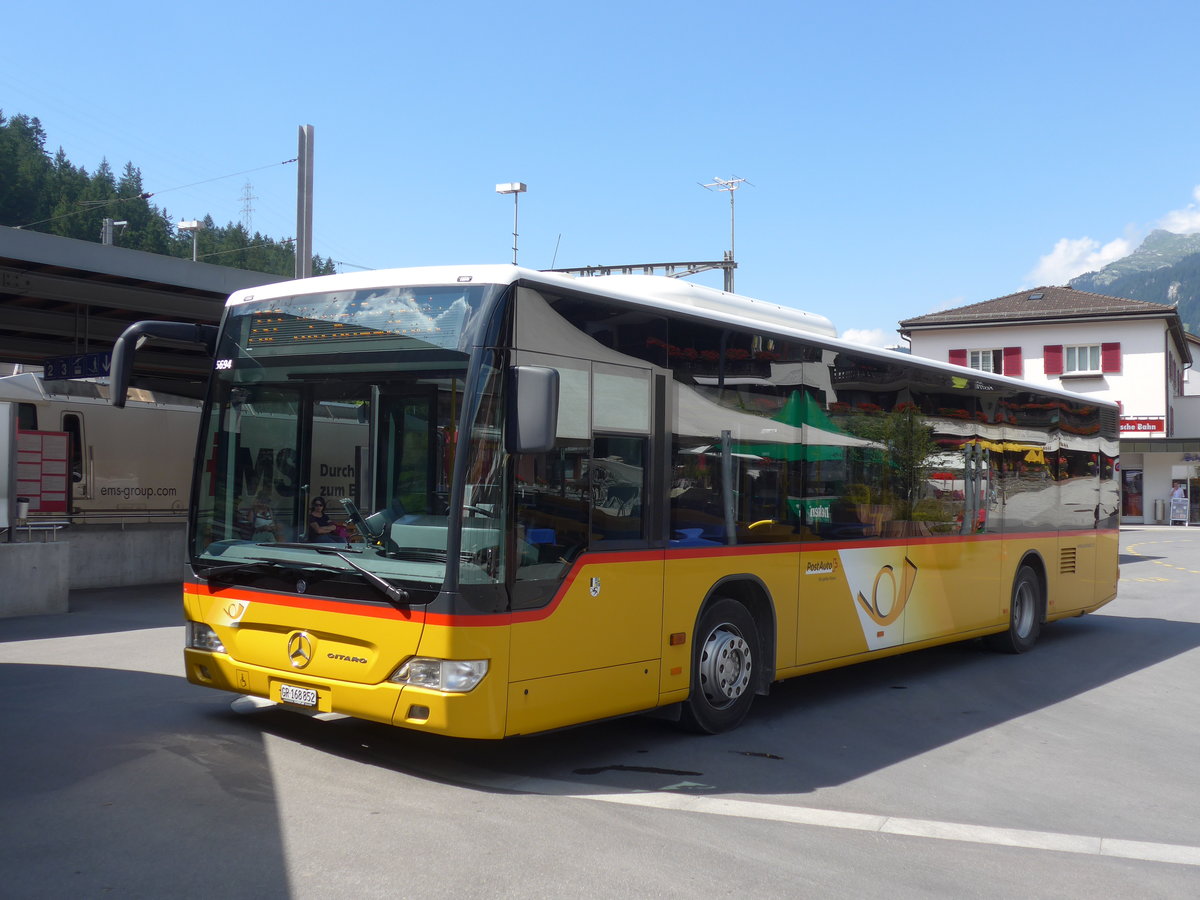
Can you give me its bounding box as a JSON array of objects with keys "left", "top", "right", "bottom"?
[
  {"left": 16, "top": 193, "right": 152, "bottom": 230},
  {"left": 196, "top": 237, "right": 295, "bottom": 261},
  {"left": 15, "top": 157, "right": 298, "bottom": 230},
  {"left": 147, "top": 158, "right": 297, "bottom": 200}
]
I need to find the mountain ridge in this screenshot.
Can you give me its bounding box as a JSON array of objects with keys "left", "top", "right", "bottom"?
[{"left": 1069, "top": 230, "right": 1200, "bottom": 334}]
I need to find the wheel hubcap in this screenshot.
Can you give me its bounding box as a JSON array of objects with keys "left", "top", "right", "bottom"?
[
  {"left": 1013, "top": 580, "right": 1035, "bottom": 638},
  {"left": 698, "top": 625, "right": 752, "bottom": 709}
]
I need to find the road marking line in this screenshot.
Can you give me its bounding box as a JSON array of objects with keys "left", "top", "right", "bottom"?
[
  {"left": 566, "top": 788, "right": 1200, "bottom": 867},
  {"left": 454, "top": 768, "right": 1200, "bottom": 868}
]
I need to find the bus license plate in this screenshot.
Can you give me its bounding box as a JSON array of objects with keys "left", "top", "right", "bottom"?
[{"left": 279, "top": 684, "right": 318, "bottom": 708}]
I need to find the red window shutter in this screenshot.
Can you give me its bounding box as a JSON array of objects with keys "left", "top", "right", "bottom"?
[
  {"left": 1044, "top": 345, "right": 1063, "bottom": 376},
  {"left": 1003, "top": 347, "right": 1023, "bottom": 378},
  {"left": 1101, "top": 342, "right": 1121, "bottom": 373},
  {"left": 949, "top": 348, "right": 967, "bottom": 366}
]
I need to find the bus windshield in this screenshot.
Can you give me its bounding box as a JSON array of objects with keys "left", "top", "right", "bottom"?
[{"left": 190, "top": 282, "right": 507, "bottom": 601}]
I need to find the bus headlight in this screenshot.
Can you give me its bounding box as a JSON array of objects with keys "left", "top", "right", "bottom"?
[
  {"left": 187, "top": 622, "right": 226, "bottom": 653},
  {"left": 389, "top": 658, "right": 488, "bottom": 692}
]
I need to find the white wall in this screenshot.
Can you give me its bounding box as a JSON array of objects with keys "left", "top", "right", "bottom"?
[
  {"left": 1172, "top": 395, "right": 1200, "bottom": 435},
  {"left": 1184, "top": 343, "right": 1200, "bottom": 396}
]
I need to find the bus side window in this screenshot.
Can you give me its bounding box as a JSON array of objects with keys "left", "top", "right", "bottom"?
[
  {"left": 591, "top": 434, "right": 646, "bottom": 544},
  {"left": 512, "top": 441, "right": 591, "bottom": 609},
  {"left": 62, "top": 413, "right": 85, "bottom": 485}
]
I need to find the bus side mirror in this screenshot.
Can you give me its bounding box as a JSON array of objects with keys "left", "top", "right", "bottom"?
[
  {"left": 109, "top": 321, "right": 218, "bottom": 408},
  {"left": 505, "top": 366, "right": 559, "bottom": 454}
]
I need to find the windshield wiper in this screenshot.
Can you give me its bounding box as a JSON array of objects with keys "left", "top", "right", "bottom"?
[
  {"left": 264, "top": 543, "right": 413, "bottom": 608},
  {"left": 196, "top": 555, "right": 347, "bottom": 584},
  {"left": 196, "top": 558, "right": 287, "bottom": 581},
  {"left": 327, "top": 549, "right": 411, "bottom": 608}
]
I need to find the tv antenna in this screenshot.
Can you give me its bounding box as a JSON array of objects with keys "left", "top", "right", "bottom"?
[{"left": 700, "top": 175, "right": 752, "bottom": 292}]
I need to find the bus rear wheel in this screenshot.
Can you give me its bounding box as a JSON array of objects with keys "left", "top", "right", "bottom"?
[
  {"left": 985, "top": 565, "right": 1042, "bottom": 654},
  {"left": 680, "top": 598, "right": 760, "bottom": 734}
]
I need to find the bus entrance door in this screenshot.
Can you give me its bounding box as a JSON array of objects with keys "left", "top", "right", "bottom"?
[{"left": 505, "top": 362, "right": 665, "bottom": 735}]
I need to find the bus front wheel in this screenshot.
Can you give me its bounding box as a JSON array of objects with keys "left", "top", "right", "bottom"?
[
  {"left": 681, "top": 598, "right": 760, "bottom": 734},
  {"left": 985, "top": 565, "right": 1042, "bottom": 654}
]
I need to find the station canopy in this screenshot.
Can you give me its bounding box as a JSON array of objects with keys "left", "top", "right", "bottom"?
[{"left": 0, "top": 225, "right": 281, "bottom": 398}]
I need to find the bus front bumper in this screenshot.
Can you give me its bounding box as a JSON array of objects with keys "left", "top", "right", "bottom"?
[{"left": 184, "top": 648, "right": 508, "bottom": 739}]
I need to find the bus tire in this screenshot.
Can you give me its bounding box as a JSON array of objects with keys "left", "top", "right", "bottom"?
[
  {"left": 680, "top": 598, "right": 760, "bottom": 734},
  {"left": 985, "top": 565, "right": 1042, "bottom": 654}
]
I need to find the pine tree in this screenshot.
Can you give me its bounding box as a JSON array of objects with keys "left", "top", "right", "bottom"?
[
  {"left": 0, "top": 112, "right": 53, "bottom": 227},
  {"left": 3, "top": 109, "right": 337, "bottom": 280}
]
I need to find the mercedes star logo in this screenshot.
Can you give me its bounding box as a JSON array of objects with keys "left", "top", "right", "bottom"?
[{"left": 287, "top": 631, "right": 313, "bottom": 669}]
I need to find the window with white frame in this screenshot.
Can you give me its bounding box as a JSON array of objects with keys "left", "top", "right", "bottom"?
[
  {"left": 968, "top": 349, "right": 1000, "bottom": 373},
  {"left": 1064, "top": 344, "right": 1101, "bottom": 374}
]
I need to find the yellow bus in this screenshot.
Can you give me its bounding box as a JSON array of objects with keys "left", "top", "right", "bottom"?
[{"left": 111, "top": 265, "right": 1120, "bottom": 737}]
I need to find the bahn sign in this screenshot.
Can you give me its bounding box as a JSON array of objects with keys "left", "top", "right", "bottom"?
[{"left": 1119, "top": 417, "right": 1166, "bottom": 435}]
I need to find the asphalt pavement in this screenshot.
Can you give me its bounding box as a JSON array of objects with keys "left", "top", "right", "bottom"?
[{"left": 2, "top": 528, "right": 1199, "bottom": 898}]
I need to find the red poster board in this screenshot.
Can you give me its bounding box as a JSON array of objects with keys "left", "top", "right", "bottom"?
[{"left": 16, "top": 430, "right": 69, "bottom": 514}]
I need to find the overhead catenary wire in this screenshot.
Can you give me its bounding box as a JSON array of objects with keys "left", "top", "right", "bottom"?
[
  {"left": 196, "top": 238, "right": 295, "bottom": 261},
  {"left": 15, "top": 158, "right": 298, "bottom": 230}
]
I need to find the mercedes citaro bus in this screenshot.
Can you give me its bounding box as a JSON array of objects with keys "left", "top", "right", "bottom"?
[{"left": 110, "top": 265, "right": 1119, "bottom": 737}]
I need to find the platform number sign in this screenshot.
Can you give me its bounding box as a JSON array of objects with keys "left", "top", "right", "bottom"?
[{"left": 43, "top": 352, "right": 112, "bottom": 380}]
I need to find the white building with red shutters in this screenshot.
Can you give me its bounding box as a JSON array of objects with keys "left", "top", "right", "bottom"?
[{"left": 899, "top": 285, "right": 1199, "bottom": 525}]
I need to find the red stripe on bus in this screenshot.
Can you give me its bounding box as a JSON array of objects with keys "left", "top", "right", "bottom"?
[{"left": 188, "top": 527, "right": 1116, "bottom": 626}]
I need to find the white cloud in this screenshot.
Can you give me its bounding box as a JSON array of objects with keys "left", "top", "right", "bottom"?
[
  {"left": 841, "top": 327, "right": 895, "bottom": 349},
  {"left": 1157, "top": 185, "right": 1200, "bottom": 233},
  {"left": 1027, "top": 235, "right": 1133, "bottom": 285},
  {"left": 1027, "top": 184, "right": 1200, "bottom": 286}
]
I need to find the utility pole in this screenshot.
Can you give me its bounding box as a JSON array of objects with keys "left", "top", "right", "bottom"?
[
  {"left": 295, "top": 125, "right": 314, "bottom": 278},
  {"left": 178, "top": 220, "right": 203, "bottom": 261},
  {"left": 496, "top": 182, "right": 527, "bottom": 265},
  {"left": 100, "top": 218, "right": 127, "bottom": 246},
  {"left": 700, "top": 176, "right": 751, "bottom": 292}
]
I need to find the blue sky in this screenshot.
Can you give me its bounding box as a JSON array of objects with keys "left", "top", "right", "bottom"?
[{"left": 5, "top": 1, "right": 1200, "bottom": 346}]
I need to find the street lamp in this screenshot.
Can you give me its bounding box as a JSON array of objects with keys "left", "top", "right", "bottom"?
[
  {"left": 495, "top": 182, "right": 527, "bottom": 265},
  {"left": 177, "top": 220, "right": 203, "bottom": 262}
]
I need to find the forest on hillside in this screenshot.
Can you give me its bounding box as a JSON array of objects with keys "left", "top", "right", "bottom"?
[{"left": 0, "top": 111, "right": 334, "bottom": 278}]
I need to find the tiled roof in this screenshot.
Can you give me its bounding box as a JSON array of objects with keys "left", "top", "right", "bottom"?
[{"left": 899, "top": 285, "right": 1175, "bottom": 328}]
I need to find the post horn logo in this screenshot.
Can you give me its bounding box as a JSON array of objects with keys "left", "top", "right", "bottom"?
[
  {"left": 287, "top": 631, "right": 314, "bottom": 669},
  {"left": 856, "top": 557, "right": 918, "bottom": 627}
]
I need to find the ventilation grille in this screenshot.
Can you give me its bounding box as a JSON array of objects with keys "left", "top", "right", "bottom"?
[
  {"left": 1060, "top": 547, "right": 1078, "bottom": 575},
  {"left": 1099, "top": 406, "right": 1119, "bottom": 439}
]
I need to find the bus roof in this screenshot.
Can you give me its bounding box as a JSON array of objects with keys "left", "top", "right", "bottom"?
[
  {"left": 223, "top": 265, "right": 1117, "bottom": 411},
  {"left": 225, "top": 265, "right": 837, "bottom": 338}
]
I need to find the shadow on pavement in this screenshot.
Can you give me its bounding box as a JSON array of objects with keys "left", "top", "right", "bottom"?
[
  {"left": 0, "top": 583, "right": 181, "bottom": 642},
  {"left": 6, "top": 530, "right": 1199, "bottom": 834},
  {"left": 1118, "top": 553, "right": 1163, "bottom": 565},
  {"left": 0, "top": 662, "right": 289, "bottom": 898},
  {"left": 236, "top": 608, "right": 1200, "bottom": 803}
]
